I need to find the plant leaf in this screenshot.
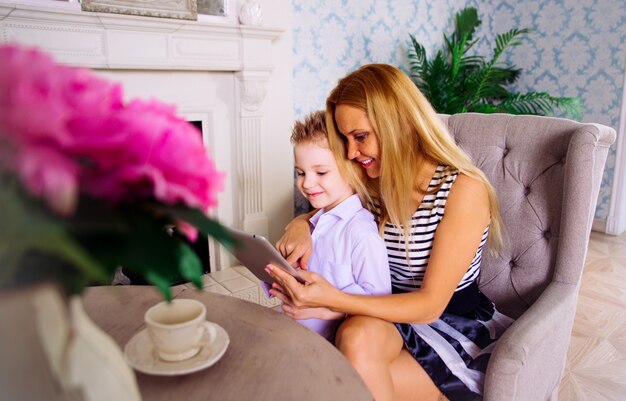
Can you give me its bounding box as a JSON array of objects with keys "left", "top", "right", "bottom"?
[
  {"left": 177, "top": 242, "right": 204, "bottom": 290},
  {"left": 494, "top": 92, "right": 583, "bottom": 119},
  {"left": 454, "top": 7, "right": 480, "bottom": 43},
  {"left": 0, "top": 181, "right": 108, "bottom": 289},
  {"left": 146, "top": 271, "right": 173, "bottom": 302}
]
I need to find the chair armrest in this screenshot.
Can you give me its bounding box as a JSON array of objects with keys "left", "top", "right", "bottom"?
[{"left": 484, "top": 281, "right": 578, "bottom": 401}]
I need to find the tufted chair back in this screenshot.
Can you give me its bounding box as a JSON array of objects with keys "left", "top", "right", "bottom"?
[
  {"left": 442, "top": 113, "right": 613, "bottom": 317},
  {"left": 440, "top": 113, "right": 615, "bottom": 401}
]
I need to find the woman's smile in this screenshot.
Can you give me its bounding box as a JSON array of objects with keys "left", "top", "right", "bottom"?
[{"left": 358, "top": 158, "right": 374, "bottom": 168}]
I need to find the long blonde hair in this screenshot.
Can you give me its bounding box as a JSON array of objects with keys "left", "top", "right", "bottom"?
[{"left": 325, "top": 64, "right": 503, "bottom": 251}]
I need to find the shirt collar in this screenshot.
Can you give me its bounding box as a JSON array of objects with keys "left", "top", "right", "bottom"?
[{"left": 309, "top": 194, "right": 363, "bottom": 228}]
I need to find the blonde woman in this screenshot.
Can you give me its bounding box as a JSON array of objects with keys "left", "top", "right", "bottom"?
[{"left": 267, "top": 64, "right": 513, "bottom": 401}]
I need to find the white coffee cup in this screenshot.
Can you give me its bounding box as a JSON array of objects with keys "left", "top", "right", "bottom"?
[{"left": 145, "top": 299, "right": 215, "bottom": 362}]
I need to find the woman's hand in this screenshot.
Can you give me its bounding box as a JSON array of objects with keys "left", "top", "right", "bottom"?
[
  {"left": 280, "top": 299, "right": 344, "bottom": 321},
  {"left": 265, "top": 264, "right": 339, "bottom": 309},
  {"left": 276, "top": 214, "right": 314, "bottom": 269},
  {"left": 273, "top": 282, "right": 343, "bottom": 320}
]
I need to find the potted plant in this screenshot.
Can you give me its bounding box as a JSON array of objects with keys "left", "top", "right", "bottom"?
[
  {"left": 0, "top": 44, "right": 233, "bottom": 400},
  {"left": 407, "top": 7, "right": 582, "bottom": 118}
]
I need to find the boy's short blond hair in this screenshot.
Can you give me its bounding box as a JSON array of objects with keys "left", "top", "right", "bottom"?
[
  {"left": 290, "top": 110, "right": 328, "bottom": 146},
  {"left": 290, "top": 110, "right": 373, "bottom": 211}
]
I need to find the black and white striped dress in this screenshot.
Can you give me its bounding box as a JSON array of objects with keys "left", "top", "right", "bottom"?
[{"left": 384, "top": 164, "right": 513, "bottom": 401}]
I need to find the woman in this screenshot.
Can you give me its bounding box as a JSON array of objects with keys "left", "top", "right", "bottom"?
[{"left": 267, "top": 64, "right": 513, "bottom": 401}]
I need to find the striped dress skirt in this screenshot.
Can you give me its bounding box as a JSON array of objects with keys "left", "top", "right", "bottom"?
[{"left": 394, "top": 282, "right": 514, "bottom": 401}]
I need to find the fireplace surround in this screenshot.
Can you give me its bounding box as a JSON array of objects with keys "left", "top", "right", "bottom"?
[{"left": 0, "top": 0, "right": 295, "bottom": 271}]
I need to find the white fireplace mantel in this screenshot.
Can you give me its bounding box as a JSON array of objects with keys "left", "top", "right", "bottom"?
[
  {"left": 0, "top": 3, "right": 282, "bottom": 71},
  {"left": 0, "top": 2, "right": 292, "bottom": 271}
]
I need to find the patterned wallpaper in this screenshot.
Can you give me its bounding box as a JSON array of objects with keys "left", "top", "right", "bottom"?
[{"left": 291, "top": 0, "right": 626, "bottom": 221}]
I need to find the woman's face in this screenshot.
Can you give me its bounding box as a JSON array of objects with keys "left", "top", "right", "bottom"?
[{"left": 334, "top": 104, "right": 381, "bottom": 179}]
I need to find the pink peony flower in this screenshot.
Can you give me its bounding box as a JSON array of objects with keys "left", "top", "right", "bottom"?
[
  {"left": 0, "top": 44, "right": 127, "bottom": 215},
  {"left": 16, "top": 144, "right": 79, "bottom": 216},
  {"left": 0, "top": 43, "right": 223, "bottom": 215},
  {"left": 0, "top": 45, "right": 122, "bottom": 148},
  {"left": 73, "top": 99, "right": 223, "bottom": 210}
]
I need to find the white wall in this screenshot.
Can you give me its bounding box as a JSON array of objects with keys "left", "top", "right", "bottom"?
[{"left": 258, "top": 0, "right": 295, "bottom": 243}]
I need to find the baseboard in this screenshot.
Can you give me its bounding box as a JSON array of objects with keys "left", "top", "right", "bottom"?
[
  {"left": 592, "top": 219, "right": 607, "bottom": 233},
  {"left": 605, "top": 216, "right": 626, "bottom": 236},
  {"left": 594, "top": 217, "right": 626, "bottom": 236}
]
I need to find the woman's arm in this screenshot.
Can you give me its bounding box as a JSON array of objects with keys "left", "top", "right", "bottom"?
[
  {"left": 268, "top": 174, "right": 490, "bottom": 324},
  {"left": 275, "top": 210, "right": 316, "bottom": 269},
  {"left": 280, "top": 303, "right": 345, "bottom": 321}
]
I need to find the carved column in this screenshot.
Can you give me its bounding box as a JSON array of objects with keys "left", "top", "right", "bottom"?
[{"left": 235, "top": 70, "right": 270, "bottom": 237}]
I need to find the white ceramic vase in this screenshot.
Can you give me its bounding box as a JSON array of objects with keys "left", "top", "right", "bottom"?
[
  {"left": 63, "top": 295, "right": 142, "bottom": 401},
  {"left": 0, "top": 284, "right": 142, "bottom": 401}
]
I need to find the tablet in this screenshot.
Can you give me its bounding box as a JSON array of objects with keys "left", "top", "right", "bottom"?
[{"left": 224, "top": 227, "right": 305, "bottom": 285}]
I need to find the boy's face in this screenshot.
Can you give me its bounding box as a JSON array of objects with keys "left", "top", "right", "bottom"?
[{"left": 294, "top": 141, "right": 354, "bottom": 211}]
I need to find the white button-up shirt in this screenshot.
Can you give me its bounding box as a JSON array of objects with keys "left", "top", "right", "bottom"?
[{"left": 299, "top": 194, "right": 391, "bottom": 340}]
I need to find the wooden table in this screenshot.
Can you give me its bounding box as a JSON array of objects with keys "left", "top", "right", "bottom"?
[{"left": 82, "top": 285, "right": 373, "bottom": 401}]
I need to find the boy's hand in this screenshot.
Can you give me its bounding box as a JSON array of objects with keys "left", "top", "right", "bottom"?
[
  {"left": 276, "top": 215, "right": 313, "bottom": 270},
  {"left": 272, "top": 282, "right": 343, "bottom": 320},
  {"left": 266, "top": 264, "right": 338, "bottom": 309}
]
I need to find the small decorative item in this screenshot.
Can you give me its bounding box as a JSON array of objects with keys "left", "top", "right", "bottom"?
[
  {"left": 238, "top": 0, "right": 262, "bottom": 26},
  {"left": 0, "top": 44, "right": 233, "bottom": 400}
]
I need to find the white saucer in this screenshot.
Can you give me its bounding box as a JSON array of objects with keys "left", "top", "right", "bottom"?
[{"left": 124, "top": 322, "right": 229, "bottom": 376}]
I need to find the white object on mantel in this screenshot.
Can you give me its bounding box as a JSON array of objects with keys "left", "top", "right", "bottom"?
[
  {"left": 33, "top": 287, "right": 142, "bottom": 401},
  {"left": 239, "top": 0, "right": 263, "bottom": 26}
]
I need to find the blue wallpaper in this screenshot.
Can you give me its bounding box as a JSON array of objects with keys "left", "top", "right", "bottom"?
[{"left": 292, "top": 0, "right": 626, "bottom": 221}]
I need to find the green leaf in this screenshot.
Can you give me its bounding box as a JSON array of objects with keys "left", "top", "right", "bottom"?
[
  {"left": 494, "top": 92, "right": 583, "bottom": 119},
  {"left": 177, "top": 242, "right": 203, "bottom": 290},
  {"left": 0, "top": 181, "right": 108, "bottom": 289},
  {"left": 454, "top": 7, "right": 480, "bottom": 43},
  {"left": 489, "top": 67, "right": 522, "bottom": 85},
  {"left": 146, "top": 271, "right": 173, "bottom": 302},
  {"left": 408, "top": 34, "right": 429, "bottom": 93},
  {"left": 117, "top": 212, "right": 180, "bottom": 269},
  {"left": 493, "top": 28, "right": 531, "bottom": 58}
]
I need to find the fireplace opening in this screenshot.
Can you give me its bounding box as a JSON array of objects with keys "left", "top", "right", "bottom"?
[{"left": 186, "top": 120, "right": 211, "bottom": 274}]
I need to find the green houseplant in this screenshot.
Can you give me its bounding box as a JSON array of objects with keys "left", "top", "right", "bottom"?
[{"left": 408, "top": 7, "right": 582, "bottom": 118}]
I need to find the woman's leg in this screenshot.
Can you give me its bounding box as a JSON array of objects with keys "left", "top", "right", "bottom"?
[
  {"left": 336, "top": 316, "right": 442, "bottom": 401},
  {"left": 336, "top": 316, "right": 401, "bottom": 401},
  {"left": 389, "top": 348, "right": 442, "bottom": 401}
]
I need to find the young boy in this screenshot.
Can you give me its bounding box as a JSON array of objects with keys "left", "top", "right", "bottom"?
[{"left": 282, "top": 110, "right": 391, "bottom": 341}]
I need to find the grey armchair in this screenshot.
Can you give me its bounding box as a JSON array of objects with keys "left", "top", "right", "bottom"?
[{"left": 441, "top": 113, "right": 616, "bottom": 401}]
